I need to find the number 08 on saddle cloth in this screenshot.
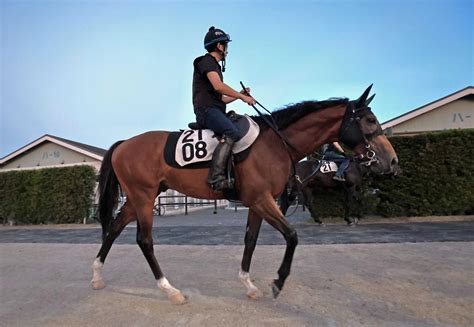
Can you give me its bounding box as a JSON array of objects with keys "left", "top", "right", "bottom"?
[{"left": 164, "top": 115, "right": 260, "bottom": 168}]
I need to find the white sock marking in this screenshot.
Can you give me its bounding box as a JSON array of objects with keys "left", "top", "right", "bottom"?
[
  {"left": 91, "top": 258, "right": 103, "bottom": 282},
  {"left": 239, "top": 269, "right": 260, "bottom": 294},
  {"left": 158, "top": 277, "right": 181, "bottom": 296}
]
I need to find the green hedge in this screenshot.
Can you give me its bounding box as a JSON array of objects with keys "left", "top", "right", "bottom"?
[
  {"left": 0, "top": 165, "right": 97, "bottom": 225},
  {"left": 309, "top": 129, "right": 474, "bottom": 217}
]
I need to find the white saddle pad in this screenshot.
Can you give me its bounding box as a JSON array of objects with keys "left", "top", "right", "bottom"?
[
  {"left": 319, "top": 160, "right": 338, "bottom": 173},
  {"left": 175, "top": 115, "right": 260, "bottom": 167}
]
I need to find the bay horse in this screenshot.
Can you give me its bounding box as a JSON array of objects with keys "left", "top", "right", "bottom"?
[
  {"left": 279, "top": 157, "right": 371, "bottom": 225},
  {"left": 91, "top": 85, "right": 399, "bottom": 304}
]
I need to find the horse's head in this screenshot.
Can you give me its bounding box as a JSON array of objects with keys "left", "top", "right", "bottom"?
[{"left": 339, "top": 85, "right": 399, "bottom": 175}]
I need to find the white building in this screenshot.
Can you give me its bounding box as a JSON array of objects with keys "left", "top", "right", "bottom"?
[
  {"left": 0, "top": 134, "right": 226, "bottom": 213},
  {"left": 0, "top": 134, "right": 105, "bottom": 171},
  {"left": 382, "top": 86, "right": 473, "bottom": 136}
]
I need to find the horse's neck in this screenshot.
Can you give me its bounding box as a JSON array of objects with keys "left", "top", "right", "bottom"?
[{"left": 283, "top": 105, "right": 346, "bottom": 162}]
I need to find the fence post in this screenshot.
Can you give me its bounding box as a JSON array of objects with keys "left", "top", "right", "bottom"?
[
  {"left": 213, "top": 200, "right": 217, "bottom": 214},
  {"left": 158, "top": 197, "right": 162, "bottom": 216},
  {"left": 185, "top": 196, "right": 188, "bottom": 215}
]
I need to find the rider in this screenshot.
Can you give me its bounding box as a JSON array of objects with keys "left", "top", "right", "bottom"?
[
  {"left": 322, "top": 142, "right": 350, "bottom": 182},
  {"left": 192, "top": 26, "right": 256, "bottom": 191}
]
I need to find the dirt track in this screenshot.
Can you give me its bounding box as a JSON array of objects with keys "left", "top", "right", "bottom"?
[{"left": 1, "top": 242, "right": 473, "bottom": 326}]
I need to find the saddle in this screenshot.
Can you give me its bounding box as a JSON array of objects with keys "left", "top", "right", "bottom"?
[
  {"left": 163, "top": 114, "right": 260, "bottom": 169},
  {"left": 187, "top": 110, "right": 243, "bottom": 130},
  {"left": 163, "top": 113, "right": 259, "bottom": 200}
]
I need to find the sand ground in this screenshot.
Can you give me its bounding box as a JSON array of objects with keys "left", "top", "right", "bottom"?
[{"left": 1, "top": 242, "right": 473, "bottom": 327}]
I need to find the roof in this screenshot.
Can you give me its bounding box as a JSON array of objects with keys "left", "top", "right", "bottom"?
[
  {"left": 0, "top": 134, "right": 107, "bottom": 165},
  {"left": 382, "top": 86, "right": 474, "bottom": 129},
  {"left": 48, "top": 135, "right": 107, "bottom": 156}
]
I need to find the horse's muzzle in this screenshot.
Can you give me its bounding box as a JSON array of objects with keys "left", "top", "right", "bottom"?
[{"left": 389, "top": 157, "right": 401, "bottom": 176}]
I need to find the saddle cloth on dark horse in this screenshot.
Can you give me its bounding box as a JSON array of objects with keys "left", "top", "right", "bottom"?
[
  {"left": 318, "top": 160, "right": 338, "bottom": 173},
  {"left": 164, "top": 114, "right": 260, "bottom": 169},
  {"left": 295, "top": 160, "right": 340, "bottom": 185}
]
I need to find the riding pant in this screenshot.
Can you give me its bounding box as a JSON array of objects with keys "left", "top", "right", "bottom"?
[
  {"left": 323, "top": 151, "right": 350, "bottom": 178},
  {"left": 195, "top": 107, "right": 243, "bottom": 142}
]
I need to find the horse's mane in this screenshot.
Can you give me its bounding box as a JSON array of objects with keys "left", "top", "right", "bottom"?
[{"left": 251, "top": 98, "right": 349, "bottom": 130}]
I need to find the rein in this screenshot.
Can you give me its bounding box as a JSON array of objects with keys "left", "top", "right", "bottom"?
[
  {"left": 238, "top": 85, "right": 382, "bottom": 181},
  {"left": 284, "top": 200, "right": 301, "bottom": 217},
  {"left": 295, "top": 161, "right": 322, "bottom": 185},
  {"left": 240, "top": 82, "right": 301, "bottom": 177}
]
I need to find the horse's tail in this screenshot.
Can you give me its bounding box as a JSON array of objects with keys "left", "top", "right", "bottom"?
[{"left": 98, "top": 140, "right": 124, "bottom": 241}]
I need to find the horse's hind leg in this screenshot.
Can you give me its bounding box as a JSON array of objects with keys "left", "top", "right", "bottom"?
[
  {"left": 134, "top": 201, "right": 187, "bottom": 305},
  {"left": 239, "top": 209, "right": 263, "bottom": 299},
  {"left": 91, "top": 201, "right": 135, "bottom": 290}
]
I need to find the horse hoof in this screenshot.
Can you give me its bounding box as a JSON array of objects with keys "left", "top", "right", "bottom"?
[
  {"left": 169, "top": 292, "right": 188, "bottom": 305},
  {"left": 247, "top": 288, "right": 263, "bottom": 300},
  {"left": 91, "top": 279, "right": 105, "bottom": 290},
  {"left": 271, "top": 282, "right": 281, "bottom": 299}
]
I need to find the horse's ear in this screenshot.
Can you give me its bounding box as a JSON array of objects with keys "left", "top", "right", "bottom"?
[
  {"left": 357, "top": 84, "right": 373, "bottom": 107},
  {"left": 366, "top": 93, "right": 376, "bottom": 106}
]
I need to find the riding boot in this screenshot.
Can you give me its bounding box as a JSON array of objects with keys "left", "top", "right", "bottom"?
[
  {"left": 208, "top": 136, "right": 235, "bottom": 191},
  {"left": 333, "top": 174, "right": 346, "bottom": 182},
  {"left": 333, "top": 159, "right": 349, "bottom": 182}
]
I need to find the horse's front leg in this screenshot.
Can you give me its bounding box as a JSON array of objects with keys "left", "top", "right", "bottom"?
[
  {"left": 239, "top": 209, "right": 264, "bottom": 299},
  {"left": 253, "top": 194, "right": 298, "bottom": 299},
  {"left": 302, "top": 187, "right": 324, "bottom": 225},
  {"left": 343, "top": 185, "right": 357, "bottom": 226},
  {"left": 278, "top": 186, "right": 291, "bottom": 215}
]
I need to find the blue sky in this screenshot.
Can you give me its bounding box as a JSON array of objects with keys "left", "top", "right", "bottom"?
[{"left": 1, "top": 0, "right": 472, "bottom": 157}]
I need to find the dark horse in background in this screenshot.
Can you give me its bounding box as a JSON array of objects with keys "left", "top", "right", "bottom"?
[
  {"left": 91, "top": 85, "right": 399, "bottom": 304},
  {"left": 279, "top": 157, "right": 372, "bottom": 226}
]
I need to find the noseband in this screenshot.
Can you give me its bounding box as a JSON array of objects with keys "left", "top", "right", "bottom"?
[{"left": 338, "top": 101, "right": 384, "bottom": 167}]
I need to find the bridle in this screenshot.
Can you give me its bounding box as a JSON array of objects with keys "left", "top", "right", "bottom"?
[
  {"left": 240, "top": 84, "right": 383, "bottom": 175},
  {"left": 292, "top": 101, "right": 383, "bottom": 187},
  {"left": 240, "top": 82, "right": 302, "bottom": 177},
  {"left": 339, "top": 101, "right": 384, "bottom": 167}
]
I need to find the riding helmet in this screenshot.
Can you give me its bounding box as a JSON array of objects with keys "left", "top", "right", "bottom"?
[{"left": 204, "top": 26, "right": 231, "bottom": 50}]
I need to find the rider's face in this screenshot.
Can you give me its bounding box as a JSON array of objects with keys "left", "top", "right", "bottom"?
[{"left": 217, "top": 42, "right": 228, "bottom": 58}]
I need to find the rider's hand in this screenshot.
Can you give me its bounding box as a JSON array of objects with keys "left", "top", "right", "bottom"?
[
  {"left": 241, "top": 95, "right": 256, "bottom": 106},
  {"left": 240, "top": 87, "right": 251, "bottom": 95}
]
